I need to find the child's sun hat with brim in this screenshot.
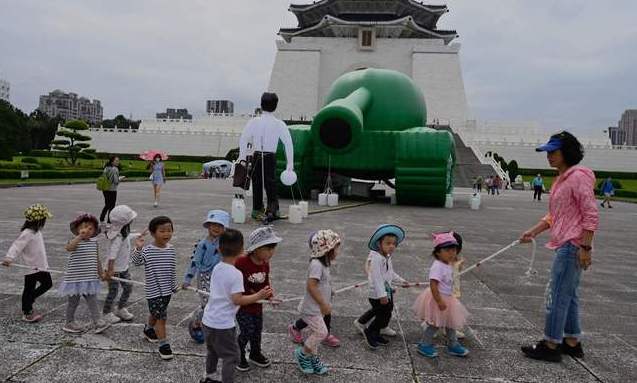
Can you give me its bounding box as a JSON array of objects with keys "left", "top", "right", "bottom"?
[
  {"left": 24, "top": 204, "right": 53, "bottom": 221},
  {"left": 69, "top": 213, "right": 100, "bottom": 237},
  {"left": 202, "top": 209, "right": 230, "bottom": 229},
  {"left": 368, "top": 224, "right": 405, "bottom": 252},
  {"left": 310, "top": 229, "right": 341, "bottom": 258},
  {"left": 105, "top": 205, "right": 137, "bottom": 239},
  {"left": 246, "top": 226, "right": 283, "bottom": 253}
]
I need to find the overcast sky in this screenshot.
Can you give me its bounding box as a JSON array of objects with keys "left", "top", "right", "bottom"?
[{"left": 1, "top": 0, "right": 636, "bottom": 135}]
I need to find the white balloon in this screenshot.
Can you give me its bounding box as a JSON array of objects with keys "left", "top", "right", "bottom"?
[{"left": 280, "top": 170, "right": 298, "bottom": 186}]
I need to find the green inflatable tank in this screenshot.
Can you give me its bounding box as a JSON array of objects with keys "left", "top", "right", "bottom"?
[{"left": 276, "top": 68, "right": 455, "bottom": 206}]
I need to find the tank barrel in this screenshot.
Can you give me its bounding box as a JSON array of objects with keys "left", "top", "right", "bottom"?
[{"left": 311, "top": 87, "right": 371, "bottom": 153}]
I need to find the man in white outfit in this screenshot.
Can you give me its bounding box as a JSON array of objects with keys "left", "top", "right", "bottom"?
[{"left": 238, "top": 93, "right": 294, "bottom": 221}]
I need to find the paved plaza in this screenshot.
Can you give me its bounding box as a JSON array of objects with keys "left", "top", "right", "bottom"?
[{"left": 0, "top": 179, "right": 635, "bottom": 382}]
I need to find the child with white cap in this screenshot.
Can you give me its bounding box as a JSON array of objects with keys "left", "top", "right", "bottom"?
[
  {"left": 235, "top": 226, "right": 282, "bottom": 372},
  {"left": 102, "top": 205, "right": 137, "bottom": 324},
  {"left": 183, "top": 209, "right": 230, "bottom": 344},
  {"left": 293, "top": 229, "right": 341, "bottom": 376}
]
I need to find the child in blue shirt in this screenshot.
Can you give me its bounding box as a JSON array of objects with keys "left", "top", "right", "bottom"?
[{"left": 183, "top": 209, "right": 230, "bottom": 343}]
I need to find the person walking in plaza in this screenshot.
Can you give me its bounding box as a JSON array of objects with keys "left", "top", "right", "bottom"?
[
  {"left": 60, "top": 213, "right": 110, "bottom": 334},
  {"left": 101, "top": 205, "right": 137, "bottom": 324},
  {"left": 100, "top": 156, "right": 124, "bottom": 225},
  {"left": 532, "top": 173, "right": 544, "bottom": 201},
  {"left": 132, "top": 216, "right": 177, "bottom": 360},
  {"left": 599, "top": 176, "right": 615, "bottom": 208},
  {"left": 235, "top": 226, "right": 282, "bottom": 372},
  {"left": 182, "top": 209, "right": 230, "bottom": 344},
  {"left": 200, "top": 229, "right": 272, "bottom": 383},
  {"left": 473, "top": 175, "right": 483, "bottom": 193},
  {"left": 494, "top": 175, "right": 502, "bottom": 195},
  {"left": 485, "top": 176, "right": 494, "bottom": 195},
  {"left": 148, "top": 154, "right": 166, "bottom": 208},
  {"left": 238, "top": 92, "right": 295, "bottom": 223},
  {"left": 354, "top": 224, "right": 408, "bottom": 349},
  {"left": 520, "top": 131, "right": 598, "bottom": 362},
  {"left": 413, "top": 232, "right": 470, "bottom": 359},
  {"left": 2, "top": 204, "right": 53, "bottom": 323},
  {"left": 293, "top": 230, "right": 341, "bottom": 376}
]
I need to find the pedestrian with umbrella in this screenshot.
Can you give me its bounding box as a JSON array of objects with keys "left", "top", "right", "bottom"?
[{"left": 140, "top": 151, "right": 168, "bottom": 208}]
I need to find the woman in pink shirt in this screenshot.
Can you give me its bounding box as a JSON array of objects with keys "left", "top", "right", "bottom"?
[{"left": 519, "top": 131, "right": 598, "bottom": 363}]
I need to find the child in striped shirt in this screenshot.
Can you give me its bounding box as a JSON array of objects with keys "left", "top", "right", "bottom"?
[
  {"left": 60, "top": 213, "right": 109, "bottom": 334},
  {"left": 132, "top": 216, "right": 177, "bottom": 361}
]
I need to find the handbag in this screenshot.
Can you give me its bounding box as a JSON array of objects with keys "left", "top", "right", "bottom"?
[
  {"left": 96, "top": 175, "right": 111, "bottom": 191},
  {"left": 232, "top": 160, "right": 251, "bottom": 190}
]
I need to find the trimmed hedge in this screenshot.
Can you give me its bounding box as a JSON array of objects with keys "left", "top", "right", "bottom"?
[
  {"left": 29, "top": 149, "right": 231, "bottom": 163},
  {"left": 520, "top": 168, "right": 637, "bottom": 179},
  {"left": 0, "top": 169, "right": 187, "bottom": 180},
  {"left": 596, "top": 179, "right": 623, "bottom": 190}
]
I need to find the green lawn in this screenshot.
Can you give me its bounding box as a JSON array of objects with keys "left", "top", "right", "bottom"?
[{"left": 522, "top": 176, "right": 637, "bottom": 192}]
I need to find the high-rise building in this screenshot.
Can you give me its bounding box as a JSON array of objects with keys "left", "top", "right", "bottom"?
[
  {"left": 38, "top": 90, "right": 103, "bottom": 126},
  {"left": 156, "top": 108, "right": 192, "bottom": 120},
  {"left": 0, "top": 77, "right": 9, "bottom": 102},
  {"left": 618, "top": 109, "right": 637, "bottom": 146},
  {"left": 206, "top": 100, "right": 234, "bottom": 114},
  {"left": 607, "top": 126, "right": 626, "bottom": 146}
]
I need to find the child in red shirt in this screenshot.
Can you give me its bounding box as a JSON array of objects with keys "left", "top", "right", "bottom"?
[{"left": 234, "top": 226, "right": 282, "bottom": 372}]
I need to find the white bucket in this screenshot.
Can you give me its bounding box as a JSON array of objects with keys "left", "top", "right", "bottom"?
[
  {"left": 232, "top": 197, "right": 246, "bottom": 223},
  {"left": 298, "top": 201, "right": 309, "bottom": 217},
  {"left": 390, "top": 194, "right": 397, "bottom": 205},
  {"left": 445, "top": 194, "right": 454, "bottom": 209},
  {"left": 327, "top": 193, "right": 339, "bottom": 207},
  {"left": 470, "top": 193, "right": 481, "bottom": 210},
  {"left": 318, "top": 193, "right": 328, "bottom": 206},
  {"left": 288, "top": 205, "right": 303, "bottom": 224},
  {"left": 245, "top": 184, "right": 252, "bottom": 197}
]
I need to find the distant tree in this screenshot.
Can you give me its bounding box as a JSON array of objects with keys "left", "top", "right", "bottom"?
[
  {"left": 0, "top": 100, "right": 30, "bottom": 159},
  {"left": 28, "top": 109, "right": 64, "bottom": 150},
  {"left": 51, "top": 120, "right": 96, "bottom": 165},
  {"left": 507, "top": 160, "right": 519, "bottom": 181},
  {"left": 101, "top": 114, "right": 140, "bottom": 130}
]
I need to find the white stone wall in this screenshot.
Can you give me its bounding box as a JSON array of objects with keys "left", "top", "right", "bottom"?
[
  {"left": 268, "top": 37, "right": 469, "bottom": 126},
  {"left": 138, "top": 115, "right": 251, "bottom": 133},
  {"left": 87, "top": 129, "right": 240, "bottom": 158}
]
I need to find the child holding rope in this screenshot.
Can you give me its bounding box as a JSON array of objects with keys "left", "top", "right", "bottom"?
[
  {"left": 413, "top": 232, "right": 470, "bottom": 358},
  {"left": 132, "top": 216, "right": 177, "bottom": 360},
  {"left": 200, "top": 229, "right": 272, "bottom": 383},
  {"left": 2, "top": 204, "right": 53, "bottom": 323},
  {"left": 235, "top": 226, "right": 282, "bottom": 372},
  {"left": 182, "top": 209, "right": 230, "bottom": 344},
  {"left": 101, "top": 205, "right": 137, "bottom": 324},
  {"left": 293, "top": 229, "right": 341, "bottom": 376},
  {"left": 60, "top": 213, "right": 110, "bottom": 334},
  {"left": 355, "top": 224, "right": 408, "bottom": 349}
]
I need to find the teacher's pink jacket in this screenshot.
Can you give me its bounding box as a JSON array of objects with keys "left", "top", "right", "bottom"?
[{"left": 542, "top": 165, "right": 599, "bottom": 249}]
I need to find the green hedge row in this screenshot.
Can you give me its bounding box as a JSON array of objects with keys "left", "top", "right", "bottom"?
[
  {"left": 28, "top": 150, "right": 233, "bottom": 163},
  {"left": 594, "top": 189, "right": 637, "bottom": 199},
  {"left": 0, "top": 169, "right": 187, "bottom": 180},
  {"left": 519, "top": 168, "right": 637, "bottom": 179}
]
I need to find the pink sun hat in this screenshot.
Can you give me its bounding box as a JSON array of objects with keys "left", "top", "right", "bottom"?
[{"left": 432, "top": 231, "right": 459, "bottom": 248}]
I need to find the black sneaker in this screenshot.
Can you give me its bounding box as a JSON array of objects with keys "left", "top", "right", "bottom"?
[
  {"left": 143, "top": 326, "right": 158, "bottom": 343},
  {"left": 363, "top": 328, "right": 379, "bottom": 350},
  {"left": 199, "top": 379, "right": 221, "bottom": 383},
  {"left": 249, "top": 352, "right": 271, "bottom": 368},
  {"left": 158, "top": 344, "right": 174, "bottom": 360},
  {"left": 521, "top": 340, "right": 562, "bottom": 363},
  {"left": 236, "top": 354, "right": 251, "bottom": 371},
  {"left": 374, "top": 335, "right": 390, "bottom": 346},
  {"left": 561, "top": 340, "right": 584, "bottom": 358}
]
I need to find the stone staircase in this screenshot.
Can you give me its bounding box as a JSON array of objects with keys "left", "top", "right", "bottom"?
[{"left": 433, "top": 125, "right": 496, "bottom": 188}]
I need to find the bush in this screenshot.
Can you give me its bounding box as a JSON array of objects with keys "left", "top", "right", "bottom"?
[
  {"left": 519, "top": 168, "right": 637, "bottom": 179},
  {"left": 21, "top": 157, "right": 39, "bottom": 164},
  {"left": 0, "top": 169, "right": 189, "bottom": 180},
  {"left": 0, "top": 161, "right": 40, "bottom": 170}
]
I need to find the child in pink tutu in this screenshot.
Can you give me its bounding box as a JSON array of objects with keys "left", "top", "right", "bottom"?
[{"left": 413, "top": 231, "right": 469, "bottom": 358}]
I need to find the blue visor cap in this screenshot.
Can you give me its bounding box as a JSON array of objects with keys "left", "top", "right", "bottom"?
[{"left": 536, "top": 137, "right": 562, "bottom": 152}]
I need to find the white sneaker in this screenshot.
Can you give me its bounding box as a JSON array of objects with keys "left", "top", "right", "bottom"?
[
  {"left": 456, "top": 329, "right": 466, "bottom": 339},
  {"left": 153, "top": 201, "right": 158, "bottom": 208},
  {"left": 380, "top": 327, "right": 397, "bottom": 337},
  {"left": 103, "top": 312, "right": 121, "bottom": 324},
  {"left": 353, "top": 318, "right": 367, "bottom": 337},
  {"left": 62, "top": 321, "right": 85, "bottom": 334},
  {"left": 93, "top": 319, "right": 111, "bottom": 334},
  {"left": 115, "top": 308, "right": 134, "bottom": 321}
]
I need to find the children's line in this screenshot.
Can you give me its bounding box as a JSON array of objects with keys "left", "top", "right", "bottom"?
[{"left": 3, "top": 238, "right": 535, "bottom": 305}]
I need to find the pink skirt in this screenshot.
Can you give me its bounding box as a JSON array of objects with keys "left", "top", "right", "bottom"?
[{"left": 412, "top": 288, "right": 469, "bottom": 330}]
